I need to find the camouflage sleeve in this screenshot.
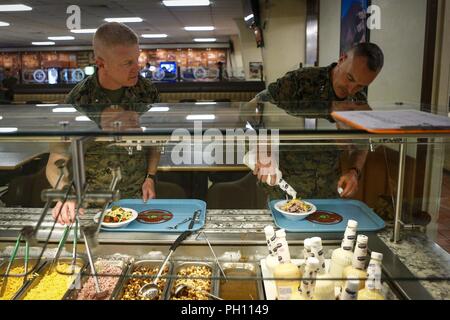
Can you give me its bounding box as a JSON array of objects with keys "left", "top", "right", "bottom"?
[
  {"left": 266, "top": 69, "right": 330, "bottom": 117},
  {"left": 141, "top": 78, "right": 161, "bottom": 103},
  {"left": 64, "top": 79, "right": 87, "bottom": 104},
  {"left": 266, "top": 69, "right": 304, "bottom": 109},
  {"left": 64, "top": 88, "right": 76, "bottom": 104}
]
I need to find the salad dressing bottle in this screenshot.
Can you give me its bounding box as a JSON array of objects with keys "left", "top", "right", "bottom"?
[
  {"left": 310, "top": 237, "right": 336, "bottom": 300},
  {"left": 329, "top": 219, "right": 358, "bottom": 287},
  {"left": 343, "top": 235, "right": 368, "bottom": 290},
  {"left": 264, "top": 225, "right": 280, "bottom": 273},
  {"left": 273, "top": 229, "right": 301, "bottom": 300},
  {"left": 290, "top": 257, "right": 320, "bottom": 300},
  {"left": 358, "top": 252, "right": 384, "bottom": 300},
  {"left": 340, "top": 277, "right": 360, "bottom": 300}
]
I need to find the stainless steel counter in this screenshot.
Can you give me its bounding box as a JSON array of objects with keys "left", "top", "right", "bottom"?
[{"left": 0, "top": 207, "right": 448, "bottom": 300}]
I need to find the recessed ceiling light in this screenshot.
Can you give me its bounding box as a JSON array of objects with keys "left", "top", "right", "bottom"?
[
  {"left": 184, "top": 26, "right": 215, "bottom": 31},
  {"left": 0, "top": 22, "right": 10, "bottom": 27},
  {"left": 195, "top": 102, "right": 217, "bottom": 105},
  {"left": 0, "top": 4, "right": 32, "bottom": 12},
  {"left": 48, "top": 36, "right": 75, "bottom": 41},
  {"left": 149, "top": 106, "right": 170, "bottom": 112},
  {"left": 0, "top": 116, "right": 3, "bottom": 120},
  {"left": 163, "top": 0, "right": 210, "bottom": 6},
  {"left": 142, "top": 34, "right": 168, "bottom": 38},
  {"left": 186, "top": 114, "right": 215, "bottom": 120},
  {"left": 75, "top": 116, "right": 92, "bottom": 122},
  {"left": 104, "top": 17, "right": 143, "bottom": 23},
  {"left": 0, "top": 127, "right": 18, "bottom": 133},
  {"left": 36, "top": 104, "right": 59, "bottom": 107},
  {"left": 32, "top": 41, "right": 55, "bottom": 46},
  {"left": 70, "top": 29, "right": 97, "bottom": 34},
  {"left": 193, "top": 38, "right": 216, "bottom": 42},
  {"left": 52, "top": 107, "right": 76, "bottom": 113}
]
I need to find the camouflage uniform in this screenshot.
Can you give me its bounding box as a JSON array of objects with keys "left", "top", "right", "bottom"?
[
  {"left": 258, "top": 63, "right": 367, "bottom": 200},
  {"left": 55, "top": 71, "right": 160, "bottom": 199}
]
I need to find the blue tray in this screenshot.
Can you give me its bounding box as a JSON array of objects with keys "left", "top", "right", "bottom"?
[
  {"left": 99, "top": 199, "right": 206, "bottom": 233},
  {"left": 269, "top": 199, "right": 385, "bottom": 233}
]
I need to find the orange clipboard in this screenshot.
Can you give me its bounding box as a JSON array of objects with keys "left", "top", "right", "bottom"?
[{"left": 331, "top": 110, "right": 450, "bottom": 134}]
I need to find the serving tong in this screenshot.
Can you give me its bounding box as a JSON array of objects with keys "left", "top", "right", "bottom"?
[
  {"left": 0, "top": 231, "right": 31, "bottom": 297},
  {"left": 50, "top": 162, "right": 122, "bottom": 299},
  {"left": 0, "top": 159, "right": 71, "bottom": 297}
]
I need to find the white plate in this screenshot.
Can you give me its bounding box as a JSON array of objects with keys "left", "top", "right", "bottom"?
[
  {"left": 274, "top": 200, "right": 317, "bottom": 221},
  {"left": 93, "top": 207, "right": 138, "bottom": 229}
]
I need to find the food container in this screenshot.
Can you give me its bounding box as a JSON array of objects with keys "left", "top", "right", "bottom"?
[
  {"left": 15, "top": 257, "right": 85, "bottom": 300},
  {"left": 112, "top": 260, "right": 173, "bottom": 300},
  {"left": 0, "top": 258, "right": 46, "bottom": 300},
  {"left": 166, "top": 261, "right": 218, "bottom": 300},
  {"left": 274, "top": 199, "right": 317, "bottom": 221},
  {"left": 217, "top": 262, "right": 265, "bottom": 300},
  {"left": 63, "top": 259, "right": 128, "bottom": 300}
]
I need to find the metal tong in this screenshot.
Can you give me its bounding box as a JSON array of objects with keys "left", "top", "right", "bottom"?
[
  {"left": 0, "top": 231, "right": 30, "bottom": 297},
  {"left": 2, "top": 158, "right": 70, "bottom": 287}
]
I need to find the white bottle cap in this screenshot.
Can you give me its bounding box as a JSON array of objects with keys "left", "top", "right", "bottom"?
[
  {"left": 275, "top": 229, "right": 286, "bottom": 238},
  {"left": 310, "top": 237, "right": 322, "bottom": 248},
  {"left": 303, "top": 238, "right": 312, "bottom": 249},
  {"left": 347, "top": 220, "right": 358, "bottom": 228},
  {"left": 264, "top": 225, "right": 275, "bottom": 239},
  {"left": 371, "top": 251, "right": 383, "bottom": 261},
  {"left": 356, "top": 234, "right": 368, "bottom": 244}
]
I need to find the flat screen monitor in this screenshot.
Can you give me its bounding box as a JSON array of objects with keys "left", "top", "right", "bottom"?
[{"left": 160, "top": 61, "right": 177, "bottom": 74}]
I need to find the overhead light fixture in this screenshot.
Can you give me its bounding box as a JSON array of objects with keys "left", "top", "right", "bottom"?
[
  {"left": 142, "top": 34, "right": 168, "bottom": 38},
  {"left": 149, "top": 106, "right": 170, "bottom": 112},
  {"left": 36, "top": 104, "right": 59, "bottom": 107},
  {"left": 75, "top": 116, "right": 92, "bottom": 122},
  {"left": 0, "top": 127, "right": 18, "bottom": 133},
  {"left": 104, "top": 17, "right": 143, "bottom": 23},
  {"left": 0, "top": 22, "right": 10, "bottom": 27},
  {"left": 244, "top": 14, "right": 254, "bottom": 22},
  {"left": 163, "top": 0, "right": 210, "bottom": 6},
  {"left": 193, "top": 38, "right": 216, "bottom": 42},
  {"left": 0, "top": 116, "right": 3, "bottom": 120},
  {"left": 48, "top": 36, "right": 75, "bottom": 40},
  {"left": 195, "top": 102, "right": 216, "bottom": 105},
  {"left": 184, "top": 26, "right": 214, "bottom": 31},
  {"left": 0, "top": 4, "right": 32, "bottom": 12},
  {"left": 70, "top": 29, "right": 97, "bottom": 34},
  {"left": 52, "top": 107, "right": 76, "bottom": 113},
  {"left": 32, "top": 41, "right": 55, "bottom": 46},
  {"left": 186, "top": 114, "right": 215, "bottom": 120}
]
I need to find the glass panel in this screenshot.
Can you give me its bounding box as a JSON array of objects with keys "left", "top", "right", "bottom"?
[{"left": 0, "top": 101, "right": 446, "bottom": 137}]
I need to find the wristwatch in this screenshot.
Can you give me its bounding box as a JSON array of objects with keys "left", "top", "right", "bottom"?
[
  {"left": 349, "top": 167, "right": 361, "bottom": 180},
  {"left": 145, "top": 173, "right": 156, "bottom": 181}
]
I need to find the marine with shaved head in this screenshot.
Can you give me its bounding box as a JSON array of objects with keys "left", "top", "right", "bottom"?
[{"left": 46, "top": 22, "right": 161, "bottom": 225}]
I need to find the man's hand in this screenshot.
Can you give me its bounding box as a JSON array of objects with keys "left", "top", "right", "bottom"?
[
  {"left": 142, "top": 178, "right": 156, "bottom": 202},
  {"left": 252, "top": 153, "right": 279, "bottom": 186},
  {"left": 52, "top": 200, "right": 85, "bottom": 225},
  {"left": 337, "top": 170, "right": 359, "bottom": 198}
]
